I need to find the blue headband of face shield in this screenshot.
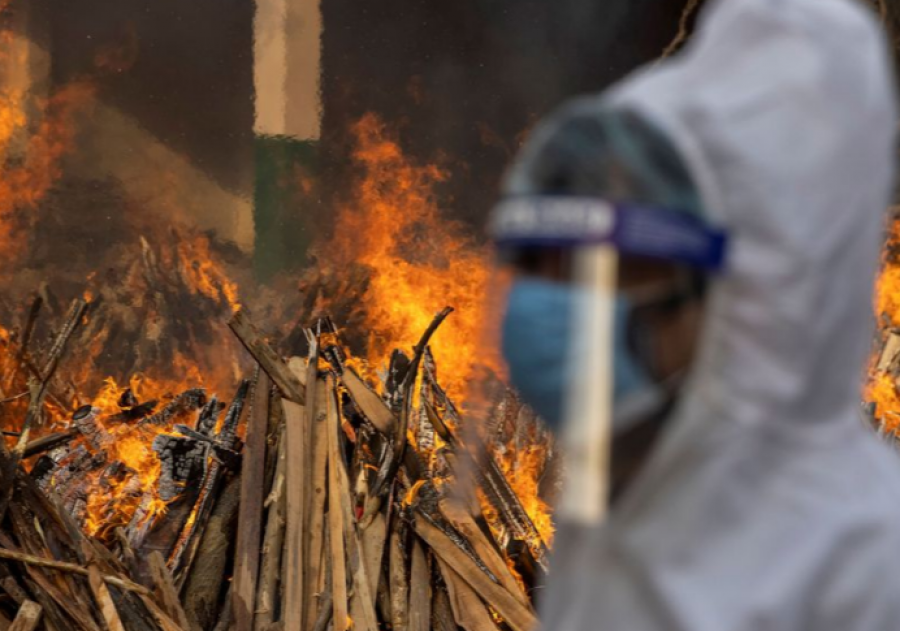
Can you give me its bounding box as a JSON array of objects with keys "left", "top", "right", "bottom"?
[{"left": 489, "top": 196, "right": 728, "bottom": 271}]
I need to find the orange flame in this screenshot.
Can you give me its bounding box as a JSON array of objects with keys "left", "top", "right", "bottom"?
[
  {"left": 328, "top": 115, "right": 554, "bottom": 551},
  {"left": 330, "top": 114, "right": 496, "bottom": 400},
  {"left": 868, "top": 212, "right": 900, "bottom": 429},
  {"left": 0, "top": 76, "right": 95, "bottom": 262},
  {"left": 174, "top": 233, "right": 242, "bottom": 313},
  {"left": 80, "top": 369, "right": 206, "bottom": 538}
]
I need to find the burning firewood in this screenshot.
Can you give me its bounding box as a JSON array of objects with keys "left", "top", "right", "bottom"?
[{"left": 0, "top": 294, "right": 557, "bottom": 631}]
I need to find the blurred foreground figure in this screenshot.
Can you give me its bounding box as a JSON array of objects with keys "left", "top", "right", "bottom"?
[{"left": 488, "top": 0, "right": 900, "bottom": 628}]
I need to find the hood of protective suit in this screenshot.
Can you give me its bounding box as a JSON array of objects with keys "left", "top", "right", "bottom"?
[{"left": 541, "top": 0, "right": 900, "bottom": 629}]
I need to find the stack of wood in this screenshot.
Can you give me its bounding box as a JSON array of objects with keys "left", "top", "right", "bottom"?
[
  {"left": 0, "top": 298, "right": 557, "bottom": 630},
  {"left": 227, "top": 308, "right": 554, "bottom": 631}
]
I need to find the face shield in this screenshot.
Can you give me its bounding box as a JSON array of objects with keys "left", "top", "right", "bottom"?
[{"left": 480, "top": 196, "right": 727, "bottom": 524}]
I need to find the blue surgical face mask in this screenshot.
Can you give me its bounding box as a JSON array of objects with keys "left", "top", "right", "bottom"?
[{"left": 501, "top": 277, "right": 652, "bottom": 430}]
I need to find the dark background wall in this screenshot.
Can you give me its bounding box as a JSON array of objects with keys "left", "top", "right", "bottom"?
[
  {"left": 33, "top": 0, "right": 255, "bottom": 196},
  {"left": 319, "top": 0, "right": 692, "bottom": 231}
]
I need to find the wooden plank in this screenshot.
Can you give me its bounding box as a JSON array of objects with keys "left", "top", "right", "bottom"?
[
  {"left": 254, "top": 429, "right": 286, "bottom": 631},
  {"left": 441, "top": 501, "right": 529, "bottom": 607},
  {"left": 233, "top": 371, "right": 272, "bottom": 631},
  {"left": 300, "top": 359, "right": 324, "bottom": 630},
  {"left": 436, "top": 559, "right": 496, "bottom": 631},
  {"left": 7, "top": 601, "right": 41, "bottom": 631},
  {"left": 303, "top": 379, "right": 330, "bottom": 631},
  {"left": 182, "top": 473, "right": 244, "bottom": 631},
  {"left": 326, "top": 382, "right": 350, "bottom": 631},
  {"left": 148, "top": 551, "right": 191, "bottom": 630},
  {"left": 340, "top": 369, "right": 396, "bottom": 435},
  {"left": 360, "top": 512, "right": 387, "bottom": 600},
  {"left": 282, "top": 398, "right": 309, "bottom": 631},
  {"left": 327, "top": 381, "right": 378, "bottom": 631},
  {"left": 878, "top": 331, "right": 900, "bottom": 372},
  {"left": 408, "top": 541, "right": 431, "bottom": 631},
  {"left": 287, "top": 357, "right": 308, "bottom": 387},
  {"left": 388, "top": 523, "right": 408, "bottom": 631},
  {"left": 87, "top": 566, "right": 125, "bottom": 631},
  {"left": 432, "top": 586, "right": 457, "bottom": 631},
  {"left": 139, "top": 594, "right": 189, "bottom": 631},
  {"left": 413, "top": 518, "right": 537, "bottom": 631},
  {"left": 229, "top": 310, "right": 306, "bottom": 404}
]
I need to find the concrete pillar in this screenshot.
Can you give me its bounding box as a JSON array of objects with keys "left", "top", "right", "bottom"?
[{"left": 253, "top": 0, "right": 322, "bottom": 280}]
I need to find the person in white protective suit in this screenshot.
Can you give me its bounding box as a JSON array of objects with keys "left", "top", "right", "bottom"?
[{"left": 486, "top": 0, "right": 900, "bottom": 628}]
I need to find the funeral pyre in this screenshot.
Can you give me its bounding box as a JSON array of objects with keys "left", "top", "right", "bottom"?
[
  {"left": 0, "top": 290, "right": 557, "bottom": 631},
  {"left": 0, "top": 40, "right": 557, "bottom": 628}
]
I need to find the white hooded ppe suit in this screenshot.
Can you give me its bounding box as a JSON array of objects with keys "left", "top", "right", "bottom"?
[{"left": 540, "top": 0, "right": 900, "bottom": 629}]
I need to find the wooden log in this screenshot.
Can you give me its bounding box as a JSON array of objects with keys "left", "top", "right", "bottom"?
[
  {"left": 11, "top": 557, "right": 101, "bottom": 631},
  {"left": 233, "top": 370, "right": 271, "bottom": 631},
  {"left": 310, "top": 590, "right": 333, "bottom": 631},
  {"left": 359, "top": 512, "right": 387, "bottom": 604},
  {"left": 8, "top": 601, "right": 41, "bottom": 631},
  {"left": 18, "top": 575, "right": 69, "bottom": 631},
  {"left": 370, "top": 308, "right": 453, "bottom": 500},
  {"left": 877, "top": 330, "right": 900, "bottom": 373},
  {"left": 311, "top": 526, "right": 333, "bottom": 631},
  {"left": 139, "top": 389, "right": 207, "bottom": 429},
  {"left": 388, "top": 522, "right": 409, "bottom": 631},
  {"left": 211, "top": 584, "right": 234, "bottom": 631},
  {"left": 0, "top": 547, "right": 150, "bottom": 596},
  {"left": 432, "top": 587, "right": 457, "bottom": 631},
  {"left": 88, "top": 566, "right": 126, "bottom": 631},
  {"left": 413, "top": 518, "right": 537, "bottom": 631},
  {"left": 436, "top": 559, "right": 497, "bottom": 631},
  {"left": 299, "top": 358, "right": 322, "bottom": 630},
  {"left": 0, "top": 575, "right": 28, "bottom": 605},
  {"left": 137, "top": 593, "right": 189, "bottom": 631},
  {"left": 425, "top": 397, "right": 549, "bottom": 571},
  {"left": 183, "top": 473, "right": 242, "bottom": 631},
  {"left": 282, "top": 397, "right": 309, "bottom": 631},
  {"left": 408, "top": 541, "right": 431, "bottom": 631},
  {"left": 0, "top": 298, "right": 87, "bottom": 522},
  {"left": 147, "top": 552, "right": 191, "bottom": 630},
  {"left": 326, "top": 383, "right": 377, "bottom": 631},
  {"left": 326, "top": 387, "right": 350, "bottom": 631},
  {"left": 171, "top": 382, "right": 249, "bottom": 584},
  {"left": 339, "top": 369, "right": 396, "bottom": 435},
  {"left": 441, "top": 501, "right": 530, "bottom": 607},
  {"left": 229, "top": 310, "right": 305, "bottom": 405},
  {"left": 302, "top": 380, "right": 329, "bottom": 631},
  {"left": 254, "top": 430, "right": 286, "bottom": 631},
  {"left": 22, "top": 429, "right": 78, "bottom": 458}
]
